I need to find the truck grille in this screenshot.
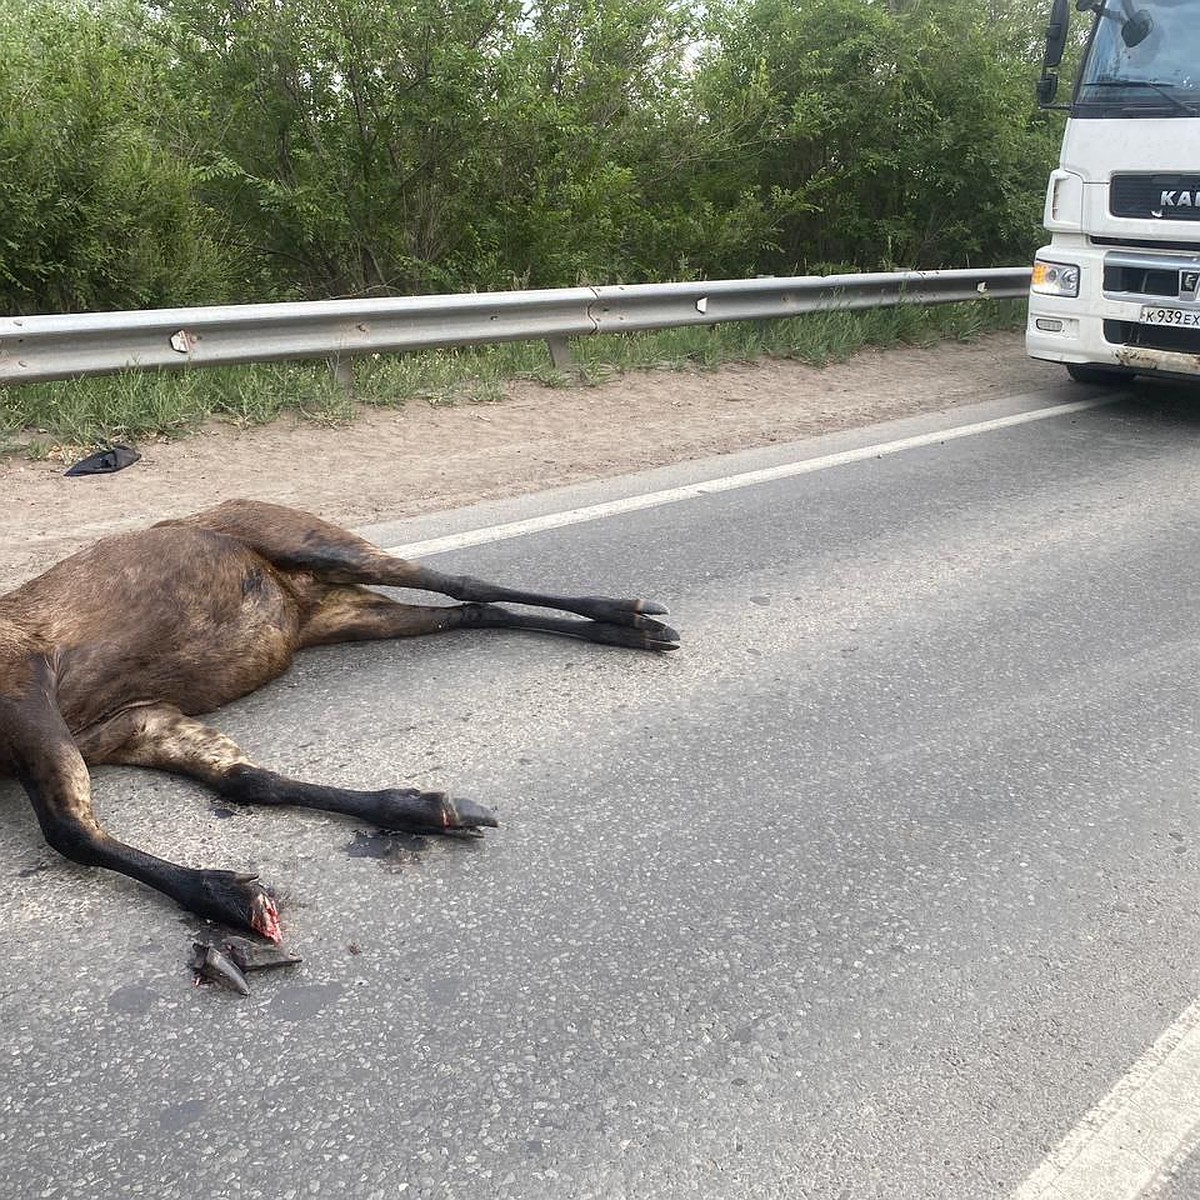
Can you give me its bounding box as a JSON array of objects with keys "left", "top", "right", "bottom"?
[
  {"left": 1104, "top": 319, "right": 1200, "bottom": 353},
  {"left": 1102, "top": 263, "right": 1180, "bottom": 296},
  {"left": 1111, "top": 174, "right": 1200, "bottom": 221}
]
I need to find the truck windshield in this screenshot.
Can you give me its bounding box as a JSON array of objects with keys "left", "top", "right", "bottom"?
[{"left": 1076, "top": 0, "right": 1200, "bottom": 115}]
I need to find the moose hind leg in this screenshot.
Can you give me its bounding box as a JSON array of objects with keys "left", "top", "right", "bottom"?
[
  {"left": 412, "top": 571, "right": 681, "bottom": 648},
  {"left": 85, "top": 703, "right": 498, "bottom": 840},
  {"left": 181, "top": 500, "right": 679, "bottom": 649},
  {"left": 321, "top": 565, "right": 682, "bottom": 650},
  {"left": 299, "top": 588, "right": 679, "bottom": 652}
]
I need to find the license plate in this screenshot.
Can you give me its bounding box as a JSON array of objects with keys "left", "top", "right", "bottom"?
[{"left": 1140, "top": 305, "right": 1200, "bottom": 327}]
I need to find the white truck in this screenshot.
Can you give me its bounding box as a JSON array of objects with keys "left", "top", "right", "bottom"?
[{"left": 1027, "top": 0, "right": 1200, "bottom": 383}]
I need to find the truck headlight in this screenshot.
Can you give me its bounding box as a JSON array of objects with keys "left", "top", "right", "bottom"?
[{"left": 1031, "top": 259, "right": 1080, "bottom": 298}]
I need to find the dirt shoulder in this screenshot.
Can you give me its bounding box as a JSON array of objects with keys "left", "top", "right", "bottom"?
[{"left": 1, "top": 331, "right": 1056, "bottom": 585}]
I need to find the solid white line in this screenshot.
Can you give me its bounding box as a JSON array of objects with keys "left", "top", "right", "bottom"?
[
  {"left": 1010, "top": 999, "right": 1200, "bottom": 1199},
  {"left": 384, "top": 397, "right": 1110, "bottom": 559}
]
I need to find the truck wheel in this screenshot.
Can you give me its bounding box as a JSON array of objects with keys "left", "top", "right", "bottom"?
[{"left": 1065, "top": 363, "right": 1129, "bottom": 385}]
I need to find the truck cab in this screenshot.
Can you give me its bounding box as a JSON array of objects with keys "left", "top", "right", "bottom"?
[{"left": 1027, "top": 0, "right": 1200, "bottom": 383}]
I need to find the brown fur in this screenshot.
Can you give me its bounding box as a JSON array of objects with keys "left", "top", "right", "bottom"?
[{"left": 0, "top": 499, "right": 677, "bottom": 939}]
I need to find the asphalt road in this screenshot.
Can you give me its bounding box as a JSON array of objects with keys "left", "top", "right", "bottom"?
[{"left": 2, "top": 378, "right": 1199, "bottom": 1199}]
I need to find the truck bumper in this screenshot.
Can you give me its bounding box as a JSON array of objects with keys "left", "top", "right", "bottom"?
[{"left": 1026, "top": 239, "right": 1200, "bottom": 380}]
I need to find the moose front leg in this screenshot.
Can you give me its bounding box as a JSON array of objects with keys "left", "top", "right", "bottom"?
[
  {"left": 220, "top": 767, "right": 499, "bottom": 837},
  {"left": 83, "top": 703, "right": 499, "bottom": 838},
  {"left": 12, "top": 707, "right": 280, "bottom": 940}
]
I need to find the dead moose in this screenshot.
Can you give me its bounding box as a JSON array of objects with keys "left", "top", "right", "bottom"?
[{"left": 0, "top": 500, "right": 678, "bottom": 942}]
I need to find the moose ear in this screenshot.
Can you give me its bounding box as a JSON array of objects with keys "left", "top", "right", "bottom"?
[{"left": 64, "top": 444, "right": 141, "bottom": 477}]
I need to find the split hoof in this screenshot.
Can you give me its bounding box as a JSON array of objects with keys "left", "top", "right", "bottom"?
[
  {"left": 373, "top": 789, "right": 499, "bottom": 838},
  {"left": 579, "top": 618, "right": 681, "bottom": 652},
  {"left": 579, "top": 596, "right": 671, "bottom": 628},
  {"left": 439, "top": 795, "right": 500, "bottom": 836},
  {"left": 190, "top": 942, "right": 250, "bottom": 996},
  {"left": 190, "top": 936, "right": 301, "bottom": 997}
]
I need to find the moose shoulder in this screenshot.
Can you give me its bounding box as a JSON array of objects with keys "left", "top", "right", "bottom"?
[{"left": 0, "top": 499, "right": 678, "bottom": 940}]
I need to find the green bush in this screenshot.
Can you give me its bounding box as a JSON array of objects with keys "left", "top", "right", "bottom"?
[
  {"left": 2, "top": 0, "right": 1060, "bottom": 313},
  {"left": 0, "top": 0, "right": 243, "bottom": 314},
  {"left": 693, "top": 0, "right": 1062, "bottom": 272}
]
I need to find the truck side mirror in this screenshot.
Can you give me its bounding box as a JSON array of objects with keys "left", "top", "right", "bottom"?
[
  {"left": 1044, "top": 0, "right": 1070, "bottom": 68},
  {"left": 1037, "top": 73, "right": 1060, "bottom": 105}
]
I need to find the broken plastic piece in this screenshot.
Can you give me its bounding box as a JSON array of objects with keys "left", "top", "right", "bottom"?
[{"left": 64, "top": 445, "right": 141, "bottom": 477}]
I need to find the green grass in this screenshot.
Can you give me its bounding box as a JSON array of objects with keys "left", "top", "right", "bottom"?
[{"left": 0, "top": 298, "right": 1026, "bottom": 457}]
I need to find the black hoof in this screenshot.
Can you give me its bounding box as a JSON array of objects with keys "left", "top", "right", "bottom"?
[
  {"left": 640, "top": 618, "right": 681, "bottom": 650},
  {"left": 372, "top": 789, "right": 499, "bottom": 838},
  {"left": 579, "top": 618, "right": 681, "bottom": 652},
  {"left": 441, "top": 795, "right": 500, "bottom": 835},
  {"left": 188, "top": 870, "right": 282, "bottom": 943},
  {"left": 580, "top": 596, "right": 671, "bottom": 627}
]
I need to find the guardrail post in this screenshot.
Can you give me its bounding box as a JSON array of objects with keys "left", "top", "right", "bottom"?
[
  {"left": 545, "top": 336, "right": 578, "bottom": 376},
  {"left": 330, "top": 356, "right": 355, "bottom": 396}
]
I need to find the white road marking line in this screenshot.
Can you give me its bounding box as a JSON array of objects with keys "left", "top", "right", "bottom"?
[
  {"left": 384, "top": 397, "right": 1110, "bottom": 559},
  {"left": 1010, "top": 999, "right": 1200, "bottom": 1199}
]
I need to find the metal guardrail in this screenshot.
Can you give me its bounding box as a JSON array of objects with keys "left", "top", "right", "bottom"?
[{"left": 0, "top": 268, "right": 1032, "bottom": 386}]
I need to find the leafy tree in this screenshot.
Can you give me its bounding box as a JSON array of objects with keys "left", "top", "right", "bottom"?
[
  {"left": 3, "top": 0, "right": 1063, "bottom": 312},
  {"left": 471, "top": 0, "right": 697, "bottom": 283},
  {"left": 0, "top": 0, "right": 240, "bottom": 314},
  {"left": 154, "top": 0, "right": 531, "bottom": 297},
  {"left": 154, "top": 0, "right": 720, "bottom": 294},
  {"left": 693, "top": 0, "right": 1062, "bottom": 272}
]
